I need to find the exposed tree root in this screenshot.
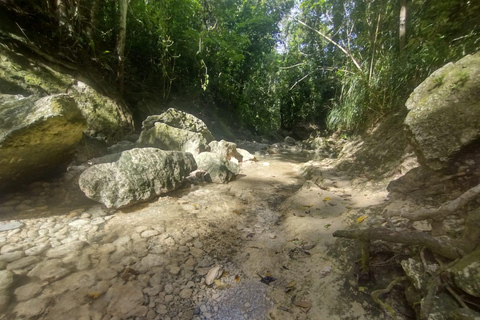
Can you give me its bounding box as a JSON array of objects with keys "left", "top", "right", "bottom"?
[
  {"left": 371, "top": 276, "right": 408, "bottom": 320},
  {"left": 333, "top": 228, "right": 463, "bottom": 259}
]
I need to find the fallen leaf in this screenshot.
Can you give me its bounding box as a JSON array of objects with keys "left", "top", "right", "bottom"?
[
  {"left": 286, "top": 280, "right": 296, "bottom": 288},
  {"left": 356, "top": 215, "right": 368, "bottom": 223},
  {"left": 358, "top": 286, "right": 366, "bottom": 292},
  {"left": 324, "top": 224, "right": 331, "bottom": 230},
  {"left": 323, "top": 197, "right": 331, "bottom": 201},
  {"left": 235, "top": 275, "right": 241, "bottom": 283}
]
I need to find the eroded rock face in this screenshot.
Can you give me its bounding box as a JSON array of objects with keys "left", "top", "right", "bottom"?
[
  {"left": 78, "top": 148, "right": 196, "bottom": 208},
  {"left": 0, "top": 94, "right": 86, "bottom": 191},
  {"left": 405, "top": 51, "right": 480, "bottom": 170},
  {"left": 137, "top": 108, "right": 214, "bottom": 155},
  {"left": 0, "top": 52, "right": 133, "bottom": 143},
  {"left": 195, "top": 152, "right": 239, "bottom": 184}
]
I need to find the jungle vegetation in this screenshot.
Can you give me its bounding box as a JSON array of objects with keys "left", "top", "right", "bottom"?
[{"left": 0, "top": 0, "right": 479, "bottom": 134}]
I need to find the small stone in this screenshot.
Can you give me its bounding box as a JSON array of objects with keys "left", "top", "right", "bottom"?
[
  {"left": 13, "top": 297, "right": 50, "bottom": 318},
  {"left": 46, "top": 241, "right": 87, "bottom": 258},
  {"left": 15, "top": 282, "right": 44, "bottom": 301},
  {"left": 164, "top": 283, "right": 173, "bottom": 294},
  {"left": 7, "top": 256, "right": 41, "bottom": 271},
  {"left": 164, "top": 295, "right": 174, "bottom": 303},
  {"left": 0, "top": 270, "right": 14, "bottom": 290},
  {"left": 97, "top": 268, "right": 118, "bottom": 280},
  {"left": 141, "top": 230, "right": 159, "bottom": 238},
  {"left": 106, "top": 282, "right": 148, "bottom": 318},
  {"left": 1, "top": 243, "right": 23, "bottom": 254},
  {"left": 200, "top": 305, "right": 208, "bottom": 313},
  {"left": 157, "top": 304, "right": 168, "bottom": 315},
  {"left": 76, "top": 254, "right": 91, "bottom": 270},
  {"left": 0, "top": 251, "right": 25, "bottom": 262},
  {"left": 193, "top": 240, "right": 203, "bottom": 249},
  {"left": 25, "top": 243, "right": 50, "bottom": 256},
  {"left": 189, "top": 247, "right": 204, "bottom": 258},
  {"left": 27, "top": 259, "right": 71, "bottom": 281},
  {"left": 98, "top": 243, "right": 116, "bottom": 255},
  {"left": 179, "top": 288, "right": 193, "bottom": 299},
  {"left": 169, "top": 266, "right": 181, "bottom": 275}
]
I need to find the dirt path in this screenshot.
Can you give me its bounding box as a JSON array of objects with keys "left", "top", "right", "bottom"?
[{"left": 0, "top": 152, "right": 389, "bottom": 319}]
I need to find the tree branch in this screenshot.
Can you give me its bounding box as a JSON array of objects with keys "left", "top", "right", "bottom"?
[{"left": 295, "top": 19, "right": 363, "bottom": 73}]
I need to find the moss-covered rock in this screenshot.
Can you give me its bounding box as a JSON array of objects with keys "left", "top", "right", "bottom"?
[
  {"left": 78, "top": 148, "right": 196, "bottom": 208},
  {"left": 405, "top": 52, "right": 480, "bottom": 170},
  {"left": 0, "top": 94, "right": 86, "bottom": 190},
  {"left": 449, "top": 247, "right": 480, "bottom": 298},
  {"left": 0, "top": 50, "right": 133, "bottom": 143}
]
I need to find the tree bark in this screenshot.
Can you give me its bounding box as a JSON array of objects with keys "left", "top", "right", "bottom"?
[
  {"left": 116, "top": 0, "right": 129, "bottom": 95},
  {"left": 399, "top": 0, "right": 407, "bottom": 51}
]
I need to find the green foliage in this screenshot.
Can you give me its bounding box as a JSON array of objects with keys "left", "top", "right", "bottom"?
[{"left": 280, "top": 0, "right": 480, "bottom": 132}]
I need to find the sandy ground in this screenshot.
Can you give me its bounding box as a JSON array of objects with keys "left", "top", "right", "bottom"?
[{"left": 0, "top": 151, "right": 392, "bottom": 320}]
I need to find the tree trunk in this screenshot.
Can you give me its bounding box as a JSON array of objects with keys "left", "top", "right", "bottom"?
[
  {"left": 399, "top": 0, "right": 407, "bottom": 51},
  {"left": 116, "top": 0, "right": 129, "bottom": 95}
]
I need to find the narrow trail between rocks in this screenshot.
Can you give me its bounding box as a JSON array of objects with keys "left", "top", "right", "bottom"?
[{"left": 0, "top": 152, "right": 389, "bottom": 320}]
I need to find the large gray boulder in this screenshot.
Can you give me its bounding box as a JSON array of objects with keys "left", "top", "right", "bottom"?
[
  {"left": 137, "top": 108, "right": 214, "bottom": 155},
  {"left": 195, "top": 152, "right": 239, "bottom": 184},
  {"left": 0, "top": 94, "right": 86, "bottom": 190},
  {"left": 405, "top": 52, "right": 480, "bottom": 170},
  {"left": 78, "top": 148, "right": 196, "bottom": 208},
  {"left": 0, "top": 52, "right": 133, "bottom": 143}
]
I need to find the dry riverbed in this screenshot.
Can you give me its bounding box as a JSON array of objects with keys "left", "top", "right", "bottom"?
[{"left": 0, "top": 151, "right": 390, "bottom": 320}]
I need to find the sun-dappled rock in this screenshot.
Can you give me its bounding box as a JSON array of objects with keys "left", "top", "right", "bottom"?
[
  {"left": 79, "top": 148, "right": 196, "bottom": 208},
  {"left": 138, "top": 122, "right": 209, "bottom": 155},
  {"left": 209, "top": 140, "right": 239, "bottom": 160},
  {"left": 0, "top": 94, "right": 86, "bottom": 191},
  {"left": 141, "top": 108, "right": 214, "bottom": 142},
  {"left": 195, "top": 152, "right": 239, "bottom": 183},
  {"left": 405, "top": 51, "right": 480, "bottom": 170}
]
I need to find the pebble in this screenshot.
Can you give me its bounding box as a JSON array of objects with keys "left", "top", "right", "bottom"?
[
  {"left": 0, "top": 251, "right": 25, "bottom": 262},
  {"left": 7, "top": 256, "right": 41, "bottom": 271},
  {"left": 179, "top": 288, "right": 193, "bottom": 299},
  {"left": 164, "top": 283, "right": 174, "bottom": 294},
  {"left": 141, "top": 230, "right": 159, "bottom": 238}
]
